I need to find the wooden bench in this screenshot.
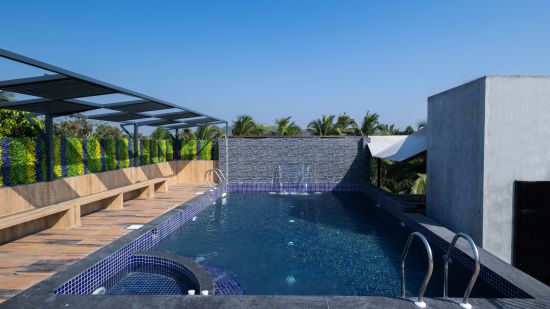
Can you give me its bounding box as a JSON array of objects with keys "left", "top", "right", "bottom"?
[{"left": 0, "top": 178, "right": 168, "bottom": 243}]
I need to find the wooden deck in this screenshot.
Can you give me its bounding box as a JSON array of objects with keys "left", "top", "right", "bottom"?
[{"left": 0, "top": 184, "right": 208, "bottom": 303}]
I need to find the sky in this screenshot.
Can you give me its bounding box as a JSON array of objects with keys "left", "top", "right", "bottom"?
[{"left": 1, "top": 0, "right": 550, "bottom": 130}]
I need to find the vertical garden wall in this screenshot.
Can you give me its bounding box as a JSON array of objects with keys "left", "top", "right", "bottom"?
[{"left": 0, "top": 137, "right": 218, "bottom": 187}]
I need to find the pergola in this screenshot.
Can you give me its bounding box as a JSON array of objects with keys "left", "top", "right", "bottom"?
[{"left": 0, "top": 49, "right": 227, "bottom": 181}]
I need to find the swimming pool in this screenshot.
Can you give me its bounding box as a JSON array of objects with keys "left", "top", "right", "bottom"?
[{"left": 154, "top": 192, "right": 502, "bottom": 297}]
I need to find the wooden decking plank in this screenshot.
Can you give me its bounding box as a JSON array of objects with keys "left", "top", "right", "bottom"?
[{"left": 0, "top": 184, "right": 208, "bottom": 303}]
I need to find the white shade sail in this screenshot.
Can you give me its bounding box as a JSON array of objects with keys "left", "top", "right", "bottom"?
[{"left": 367, "top": 128, "right": 427, "bottom": 162}]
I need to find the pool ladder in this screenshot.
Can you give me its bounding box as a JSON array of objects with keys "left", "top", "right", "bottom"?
[
  {"left": 400, "top": 231, "right": 481, "bottom": 308},
  {"left": 205, "top": 168, "right": 227, "bottom": 195}
]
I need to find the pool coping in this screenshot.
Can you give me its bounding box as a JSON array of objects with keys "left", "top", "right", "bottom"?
[
  {"left": 2, "top": 184, "right": 549, "bottom": 308},
  {"left": 361, "top": 185, "right": 550, "bottom": 298}
]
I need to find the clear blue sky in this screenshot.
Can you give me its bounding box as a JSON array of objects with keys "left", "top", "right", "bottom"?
[{"left": 2, "top": 0, "right": 550, "bottom": 129}]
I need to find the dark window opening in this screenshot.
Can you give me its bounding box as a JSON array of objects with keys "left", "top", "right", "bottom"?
[{"left": 513, "top": 181, "right": 550, "bottom": 286}]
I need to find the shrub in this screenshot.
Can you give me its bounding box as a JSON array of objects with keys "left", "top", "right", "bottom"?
[
  {"left": 54, "top": 138, "right": 62, "bottom": 179},
  {"left": 103, "top": 139, "right": 116, "bottom": 171},
  {"left": 8, "top": 138, "right": 35, "bottom": 185},
  {"left": 118, "top": 139, "right": 129, "bottom": 168},
  {"left": 40, "top": 139, "right": 47, "bottom": 181},
  {"left": 181, "top": 140, "right": 196, "bottom": 160},
  {"left": 140, "top": 139, "right": 150, "bottom": 165},
  {"left": 151, "top": 139, "right": 159, "bottom": 163},
  {"left": 166, "top": 139, "right": 174, "bottom": 161},
  {"left": 66, "top": 138, "right": 84, "bottom": 177},
  {"left": 199, "top": 140, "right": 212, "bottom": 160},
  {"left": 159, "top": 139, "right": 167, "bottom": 162},
  {"left": 86, "top": 138, "right": 102, "bottom": 173}
]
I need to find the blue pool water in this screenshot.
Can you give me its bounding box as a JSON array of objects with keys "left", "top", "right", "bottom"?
[{"left": 155, "top": 192, "right": 501, "bottom": 297}]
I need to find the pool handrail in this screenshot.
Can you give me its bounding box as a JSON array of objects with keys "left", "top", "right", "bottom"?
[
  {"left": 205, "top": 168, "right": 227, "bottom": 189},
  {"left": 443, "top": 232, "right": 480, "bottom": 309},
  {"left": 401, "top": 231, "right": 434, "bottom": 308}
]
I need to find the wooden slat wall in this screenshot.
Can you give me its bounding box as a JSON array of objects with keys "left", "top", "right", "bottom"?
[{"left": 0, "top": 160, "right": 217, "bottom": 217}]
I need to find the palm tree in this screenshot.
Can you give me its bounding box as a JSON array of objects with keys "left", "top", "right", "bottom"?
[
  {"left": 150, "top": 127, "right": 170, "bottom": 140},
  {"left": 379, "top": 123, "right": 401, "bottom": 135},
  {"left": 254, "top": 123, "right": 274, "bottom": 136},
  {"left": 179, "top": 128, "right": 196, "bottom": 141},
  {"left": 307, "top": 115, "right": 337, "bottom": 136},
  {"left": 274, "top": 116, "right": 301, "bottom": 136},
  {"left": 232, "top": 115, "right": 258, "bottom": 136},
  {"left": 335, "top": 113, "right": 357, "bottom": 135},
  {"left": 401, "top": 126, "right": 414, "bottom": 135},
  {"left": 359, "top": 111, "right": 382, "bottom": 136},
  {"left": 195, "top": 125, "right": 224, "bottom": 140}
]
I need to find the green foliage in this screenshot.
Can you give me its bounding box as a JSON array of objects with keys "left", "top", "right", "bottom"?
[
  {"left": 307, "top": 115, "right": 337, "bottom": 136},
  {"left": 195, "top": 125, "right": 224, "bottom": 140},
  {"left": 159, "top": 140, "right": 167, "bottom": 162},
  {"left": 0, "top": 110, "right": 44, "bottom": 138},
  {"left": 151, "top": 140, "right": 159, "bottom": 163},
  {"left": 166, "top": 139, "right": 174, "bottom": 161},
  {"left": 334, "top": 113, "right": 357, "bottom": 135},
  {"left": 94, "top": 124, "right": 123, "bottom": 139},
  {"left": 274, "top": 116, "right": 301, "bottom": 136},
  {"left": 411, "top": 173, "right": 426, "bottom": 195},
  {"left": 378, "top": 124, "right": 401, "bottom": 135},
  {"left": 54, "top": 138, "right": 62, "bottom": 179},
  {"left": 9, "top": 138, "right": 36, "bottom": 185},
  {"left": 374, "top": 156, "right": 427, "bottom": 195},
  {"left": 103, "top": 139, "right": 117, "bottom": 171},
  {"left": 118, "top": 139, "right": 130, "bottom": 168},
  {"left": 66, "top": 138, "right": 84, "bottom": 177},
  {"left": 54, "top": 119, "right": 93, "bottom": 138},
  {"left": 211, "top": 141, "right": 219, "bottom": 160},
  {"left": 150, "top": 128, "right": 169, "bottom": 140},
  {"left": 360, "top": 111, "right": 382, "bottom": 136},
  {"left": 231, "top": 115, "right": 270, "bottom": 136},
  {"left": 181, "top": 140, "right": 197, "bottom": 160},
  {"left": 86, "top": 138, "right": 102, "bottom": 173},
  {"left": 140, "top": 139, "right": 150, "bottom": 165},
  {"left": 199, "top": 140, "right": 212, "bottom": 160},
  {"left": 0, "top": 92, "right": 43, "bottom": 138},
  {"left": 40, "top": 140, "right": 47, "bottom": 181}
]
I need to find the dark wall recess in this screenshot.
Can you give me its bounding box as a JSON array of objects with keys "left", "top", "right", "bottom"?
[{"left": 513, "top": 181, "right": 550, "bottom": 286}]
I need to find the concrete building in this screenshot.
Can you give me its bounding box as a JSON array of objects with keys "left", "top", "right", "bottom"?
[{"left": 427, "top": 76, "right": 550, "bottom": 263}]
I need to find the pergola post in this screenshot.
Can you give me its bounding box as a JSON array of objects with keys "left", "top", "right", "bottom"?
[
  {"left": 133, "top": 123, "right": 139, "bottom": 167},
  {"left": 45, "top": 115, "right": 55, "bottom": 181},
  {"left": 174, "top": 128, "right": 179, "bottom": 160}
]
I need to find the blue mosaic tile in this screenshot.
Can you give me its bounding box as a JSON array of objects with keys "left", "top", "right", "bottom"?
[{"left": 54, "top": 182, "right": 529, "bottom": 298}]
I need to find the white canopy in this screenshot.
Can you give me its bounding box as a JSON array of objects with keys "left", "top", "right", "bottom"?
[{"left": 367, "top": 128, "right": 427, "bottom": 162}]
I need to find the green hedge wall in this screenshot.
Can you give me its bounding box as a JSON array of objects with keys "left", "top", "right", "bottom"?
[
  {"left": 0, "top": 137, "right": 218, "bottom": 188},
  {"left": 87, "top": 138, "right": 102, "bottom": 173}
]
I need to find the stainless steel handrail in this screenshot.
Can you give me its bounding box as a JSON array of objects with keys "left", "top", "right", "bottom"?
[
  {"left": 205, "top": 168, "right": 226, "bottom": 189},
  {"left": 401, "top": 232, "right": 434, "bottom": 308},
  {"left": 443, "top": 233, "right": 480, "bottom": 309}
]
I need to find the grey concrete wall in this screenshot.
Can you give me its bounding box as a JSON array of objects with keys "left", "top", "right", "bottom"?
[
  {"left": 219, "top": 137, "right": 368, "bottom": 183},
  {"left": 428, "top": 76, "right": 550, "bottom": 263},
  {"left": 482, "top": 76, "right": 550, "bottom": 262},
  {"left": 427, "top": 77, "right": 487, "bottom": 246}
]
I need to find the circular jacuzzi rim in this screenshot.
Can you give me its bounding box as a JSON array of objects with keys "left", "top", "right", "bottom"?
[{"left": 131, "top": 251, "right": 215, "bottom": 295}]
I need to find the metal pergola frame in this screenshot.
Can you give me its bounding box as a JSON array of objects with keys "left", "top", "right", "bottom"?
[{"left": 0, "top": 49, "right": 228, "bottom": 181}]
